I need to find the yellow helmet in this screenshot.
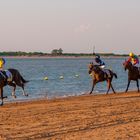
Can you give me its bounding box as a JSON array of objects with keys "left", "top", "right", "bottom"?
[{"left": 129, "top": 52, "right": 134, "bottom": 57}]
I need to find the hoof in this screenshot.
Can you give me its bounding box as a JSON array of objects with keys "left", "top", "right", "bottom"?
[
  {"left": 12, "top": 95, "right": 17, "bottom": 99},
  {"left": 3, "top": 96, "right": 7, "bottom": 99}
]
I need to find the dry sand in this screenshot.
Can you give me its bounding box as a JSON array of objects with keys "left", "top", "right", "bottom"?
[{"left": 0, "top": 91, "right": 140, "bottom": 140}]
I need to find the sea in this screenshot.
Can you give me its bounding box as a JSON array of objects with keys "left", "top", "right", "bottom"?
[{"left": 3, "top": 57, "right": 137, "bottom": 102}]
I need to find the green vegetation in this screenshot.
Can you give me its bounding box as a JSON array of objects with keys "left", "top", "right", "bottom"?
[
  {"left": 0, "top": 51, "right": 49, "bottom": 56},
  {"left": 51, "top": 48, "right": 63, "bottom": 55},
  {"left": 0, "top": 50, "right": 138, "bottom": 57}
]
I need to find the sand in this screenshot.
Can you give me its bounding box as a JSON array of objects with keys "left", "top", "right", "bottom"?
[{"left": 0, "top": 91, "right": 140, "bottom": 140}]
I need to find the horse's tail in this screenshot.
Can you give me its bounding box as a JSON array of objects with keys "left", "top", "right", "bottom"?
[
  {"left": 113, "top": 72, "right": 117, "bottom": 79},
  {"left": 20, "top": 75, "right": 29, "bottom": 84}
]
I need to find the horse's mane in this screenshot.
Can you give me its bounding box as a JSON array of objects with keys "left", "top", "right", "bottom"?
[{"left": 93, "top": 64, "right": 102, "bottom": 72}]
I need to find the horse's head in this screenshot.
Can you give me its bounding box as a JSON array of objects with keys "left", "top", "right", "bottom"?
[
  {"left": 88, "top": 62, "right": 101, "bottom": 74},
  {"left": 123, "top": 60, "right": 132, "bottom": 71},
  {"left": 88, "top": 62, "right": 94, "bottom": 74}
]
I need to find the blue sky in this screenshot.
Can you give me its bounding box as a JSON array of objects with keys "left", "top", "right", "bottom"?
[{"left": 0, "top": 0, "right": 140, "bottom": 54}]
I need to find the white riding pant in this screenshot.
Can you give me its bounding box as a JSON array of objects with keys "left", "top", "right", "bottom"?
[
  {"left": 99, "top": 65, "right": 105, "bottom": 69},
  {"left": 134, "top": 63, "right": 140, "bottom": 67}
]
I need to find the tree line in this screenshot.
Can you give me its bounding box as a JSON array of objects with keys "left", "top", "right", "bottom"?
[{"left": 0, "top": 49, "right": 138, "bottom": 57}]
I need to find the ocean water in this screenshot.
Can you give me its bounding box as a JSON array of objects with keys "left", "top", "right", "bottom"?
[{"left": 2, "top": 57, "right": 138, "bottom": 102}]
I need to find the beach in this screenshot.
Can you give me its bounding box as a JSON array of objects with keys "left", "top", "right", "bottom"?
[{"left": 0, "top": 91, "right": 140, "bottom": 140}]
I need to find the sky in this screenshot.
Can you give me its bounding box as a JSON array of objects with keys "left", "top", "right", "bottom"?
[{"left": 0, "top": 0, "right": 140, "bottom": 54}]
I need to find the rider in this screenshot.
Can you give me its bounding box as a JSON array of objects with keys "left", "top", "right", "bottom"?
[
  {"left": 94, "top": 54, "right": 111, "bottom": 78},
  {"left": 127, "top": 52, "right": 139, "bottom": 66},
  {"left": 0, "top": 57, "right": 7, "bottom": 79},
  {"left": 127, "top": 52, "right": 140, "bottom": 74},
  {"left": 0, "top": 57, "right": 12, "bottom": 81},
  {"left": 0, "top": 57, "right": 5, "bottom": 71},
  {"left": 94, "top": 54, "right": 105, "bottom": 69}
]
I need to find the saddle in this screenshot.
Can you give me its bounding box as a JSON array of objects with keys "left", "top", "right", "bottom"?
[
  {"left": 102, "top": 69, "right": 111, "bottom": 78},
  {"left": 0, "top": 70, "right": 12, "bottom": 82}
]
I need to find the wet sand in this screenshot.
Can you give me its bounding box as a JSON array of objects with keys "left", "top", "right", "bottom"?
[{"left": 0, "top": 91, "right": 140, "bottom": 140}]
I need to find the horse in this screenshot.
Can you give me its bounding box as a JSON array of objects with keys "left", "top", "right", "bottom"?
[
  {"left": 0, "top": 69, "right": 29, "bottom": 106},
  {"left": 88, "top": 63, "right": 117, "bottom": 94},
  {"left": 123, "top": 60, "right": 140, "bottom": 92}
]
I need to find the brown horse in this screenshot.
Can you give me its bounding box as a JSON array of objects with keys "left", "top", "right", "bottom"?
[
  {"left": 123, "top": 61, "right": 140, "bottom": 92},
  {"left": 88, "top": 63, "right": 117, "bottom": 94},
  {"left": 0, "top": 69, "right": 29, "bottom": 106}
]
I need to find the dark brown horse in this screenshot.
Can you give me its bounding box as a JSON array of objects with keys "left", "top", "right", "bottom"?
[
  {"left": 123, "top": 61, "right": 140, "bottom": 92},
  {"left": 88, "top": 63, "right": 117, "bottom": 94},
  {"left": 0, "top": 69, "right": 29, "bottom": 106}
]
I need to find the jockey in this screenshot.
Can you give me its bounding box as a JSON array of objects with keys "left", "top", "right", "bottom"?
[
  {"left": 0, "top": 57, "right": 5, "bottom": 71},
  {"left": 0, "top": 57, "right": 7, "bottom": 79},
  {"left": 95, "top": 54, "right": 105, "bottom": 69},
  {"left": 127, "top": 52, "right": 140, "bottom": 73},
  {"left": 127, "top": 52, "right": 139, "bottom": 66},
  {"left": 0, "top": 58, "right": 12, "bottom": 81},
  {"left": 94, "top": 54, "right": 112, "bottom": 78}
]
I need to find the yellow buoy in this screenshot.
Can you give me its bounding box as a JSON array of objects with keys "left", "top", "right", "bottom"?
[{"left": 44, "top": 77, "right": 48, "bottom": 80}]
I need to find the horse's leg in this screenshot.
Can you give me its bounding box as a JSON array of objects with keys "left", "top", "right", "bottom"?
[
  {"left": 15, "top": 81, "right": 28, "bottom": 96},
  {"left": 8, "top": 82, "right": 17, "bottom": 98},
  {"left": 21, "top": 85, "right": 28, "bottom": 96},
  {"left": 125, "top": 80, "right": 131, "bottom": 93},
  {"left": 15, "top": 76, "right": 28, "bottom": 96},
  {"left": 90, "top": 80, "right": 96, "bottom": 94},
  {"left": 136, "top": 80, "right": 139, "bottom": 92},
  {"left": 106, "top": 79, "right": 111, "bottom": 94},
  {"left": 0, "top": 88, "right": 3, "bottom": 106},
  {"left": 110, "top": 83, "right": 116, "bottom": 93},
  {"left": 0, "top": 88, "right": 7, "bottom": 106}
]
